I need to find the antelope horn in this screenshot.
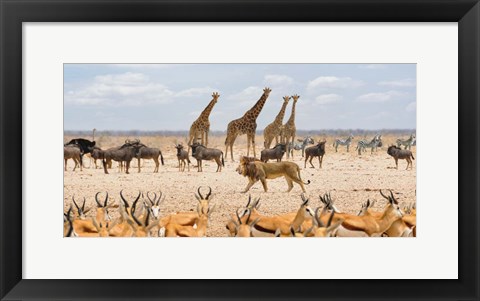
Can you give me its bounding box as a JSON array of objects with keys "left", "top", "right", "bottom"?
[
  {"left": 300, "top": 193, "right": 309, "bottom": 206},
  {"left": 72, "top": 196, "right": 81, "bottom": 211},
  {"left": 326, "top": 210, "right": 335, "bottom": 228},
  {"left": 147, "top": 191, "right": 157, "bottom": 206},
  {"left": 95, "top": 192, "right": 102, "bottom": 207},
  {"left": 119, "top": 190, "right": 129, "bottom": 208},
  {"left": 131, "top": 199, "right": 142, "bottom": 226},
  {"left": 246, "top": 195, "right": 252, "bottom": 207},
  {"left": 246, "top": 209, "right": 252, "bottom": 224},
  {"left": 379, "top": 190, "right": 389, "bottom": 200},
  {"left": 103, "top": 192, "right": 109, "bottom": 208},
  {"left": 81, "top": 197, "right": 86, "bottom": 212},
  {"left": 156, "top": 191, "right": 163, "bottom": 206},
  {"left": 389, "top": 190, "right": 398, "bottom": 204},
  {"left": 206, "top": 186, "right": 212, "bottom": 200},
  {"left": 197, "top": 187, "right": 204, "bottom": 200},
  {"left": 236, "top": 208, "right": 243, "bottom": 225}
]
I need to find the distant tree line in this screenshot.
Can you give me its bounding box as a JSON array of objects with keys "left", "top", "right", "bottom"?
[{"left": 64, "top": 129, "right": 416, "bottom": 138}]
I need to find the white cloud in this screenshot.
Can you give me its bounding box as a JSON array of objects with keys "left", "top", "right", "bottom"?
[
  {"left": 315, "top": 94, "right": 342, "bottom": 105},
  {"left": 227, "top": 86, "right": 263, "bottom": 103},
  {"left": 65, "top": 72, "right": 173, "bottom": 106},
  {"left": 175, "top": 87, "right": 217, "bottom": 97},
  {"left": 358, "top": 64, "right": 388, "bottom": 70},
  {"left": 366, "top": 111, "right": 390, "bottom": 120},
  {"left": 378, "top": 78, "right": 416, "bottom": 88},
  {"left": 307, "top": 76, "right": 364, "bottom": 90},
  {"left": 356, "top": 90, "right": 406, "bottom": 103},
  {"left": 264, "top": 74, "right": 294, "bottom": 86},
  {"left": 406, "top": 102, "right": 416, "bottom": 112}
]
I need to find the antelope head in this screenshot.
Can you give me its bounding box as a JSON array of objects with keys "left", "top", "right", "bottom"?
[
  {"left": 72, "top": 196, "right": 91, "bottom": 220},
  {"left": 231, "top": 208, "right": 260, "bottom": 237},
  {"left": 146, "top": 191, "right": 164, "bottom": 219},
  {"left": 95, "top": 192, "right": 111, "bottom": 222},
  {"left": 379, "top": 190, "right": 404, "bottom": 219}
]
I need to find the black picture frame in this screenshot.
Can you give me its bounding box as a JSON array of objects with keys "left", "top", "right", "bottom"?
[{"left": 1, "top": 0, "right": 479, "bottom": 300}]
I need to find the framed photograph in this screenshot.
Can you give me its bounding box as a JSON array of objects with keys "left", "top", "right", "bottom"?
[{"left": 1, "top": 0, "right": 479, "bottom": 300}]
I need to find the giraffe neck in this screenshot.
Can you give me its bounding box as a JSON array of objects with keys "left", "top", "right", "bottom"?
[
  {"left": 244, "top": 92, "right": 268, "bottom": 120},
  {"left": 273, "top": 101, "right": 289, "bottom": 124},
  {"left": 199, "top": 98, "right": 217, "bottom": 119},
  {"left": 286, "top": 100, "right": 297, "bottom": 125}
]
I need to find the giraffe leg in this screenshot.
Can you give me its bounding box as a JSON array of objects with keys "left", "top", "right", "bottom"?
[
  {"left": 246, "top": 136, "right": 251, "bottom": 157},
  {"left": 205, "top": 130, "right": 209, "bottom": 147},
  {"left": 251, "top": 134, "right": 256, "bottom": 158}
]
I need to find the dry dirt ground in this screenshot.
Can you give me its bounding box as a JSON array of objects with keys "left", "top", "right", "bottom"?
[{"left": 63, "top": 134, "right": 416, "bottom": 237}]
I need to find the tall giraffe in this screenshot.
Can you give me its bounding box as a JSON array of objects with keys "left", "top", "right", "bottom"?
[
  {"left": 282, "top": 94, "right": 299, "bottom": 159},
  {"left": 188, "top": 92, "right": 220, "bottom": 150},
  {"left": 263, "top": 96, "right": 290, "bottom": 149},
  {"left": 225, "top": 87, "right": 272, "bottom": 161}
]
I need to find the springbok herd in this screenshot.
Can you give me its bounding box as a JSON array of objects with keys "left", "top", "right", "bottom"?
[{"left": 64, "top": 186, "right": 416, "bottom": 238}]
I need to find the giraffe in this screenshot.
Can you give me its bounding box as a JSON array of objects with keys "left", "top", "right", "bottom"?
[
  {"left": 263, "top": 96, "right": 290, "bottom": 149},
  {"left": 282, "top": 94, "right": 299, "bottom": 159},
  {"left": 187, "top": 92, "right": 220, "bottom": 151},
  {"left": 225, "top": 87, "right": 272, "bottom": 161}
]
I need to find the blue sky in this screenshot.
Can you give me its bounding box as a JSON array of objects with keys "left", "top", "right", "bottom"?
[{"left": 64, "top": 64, "right": 416, "bottom": 131}]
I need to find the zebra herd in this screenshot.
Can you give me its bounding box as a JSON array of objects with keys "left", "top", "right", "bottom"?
[{"left": 329, "top": 133, "right": 416, "bottom": 155}]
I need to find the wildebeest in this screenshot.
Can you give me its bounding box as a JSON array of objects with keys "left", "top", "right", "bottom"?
[
  {"left": 175, "top": 144, "right": 191, "bottom": 172},
  {"left": 260, "top": 143, "right": 287, "bottom": 162},
  {"left": 102, "top": 142, "right": 143, "bottom": 174},
  {"left": 387, "top": 145, "right": 415, "bottom": 170},
  {"left": 304, "top": 140, "right": 326, "bottom": 169},
  {"left": 189, "top": 143, "right": 224, "bottom": 172},
  {"left": 64, "top": 145, "right": 82, "bottom": 171},
  {"left": 64, "top": 138, "right": 96, "bottom": 166},
  {"left": 133, "top": 143, "right": 164, "bottom": 173},
  {"left": 89, "top": 146, "right": 105, "bottom": 169}
]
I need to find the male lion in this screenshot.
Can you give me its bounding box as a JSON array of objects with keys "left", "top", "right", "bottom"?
[{"left": 235, "top": 156, "right": 310, "bottom": 193}]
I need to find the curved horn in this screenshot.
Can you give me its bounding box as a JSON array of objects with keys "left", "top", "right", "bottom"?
[
  {"left": 236, "top": 208, "right": 243, "bottom": 225},
  {"left": 300, "top": 193, "right": 309, "bottom": 206},
  {"left": 147, "top": 191, "right": 157, "bottom": 206},
  {"left": 246, "top": 195, "right": 252, "bottom": 207},
  {"left": 326, "top": 210, "right": 335, "bottom": 227},
  {"left": 119, "top": 190, "right": 129, "bottom": 208},
  {"left": 379, "top": 190, "right": 389, "bottom": 200},
  {"left": 72, "top": 196, "right": 81, "bottom": 212},
  {"left": 95, "top": 192, "right": 102, "bottom": 207},
  {"left": 156, "top": 191, "right": 163, "bottom": 206},
  {"left": 103, "top": 192, "right": 109, "bottom": 208},
  {"left": 130, "top": 200, "right": 142, "bottom": 226},
  {"left": 389, "top": 190, "right": 398, "bottom": 204},
  {"left": 206, "top": 186, "right": 212, "bottom": 200},
  {"left": 197, "top": 187, "right": 204, "bottom": 200}
]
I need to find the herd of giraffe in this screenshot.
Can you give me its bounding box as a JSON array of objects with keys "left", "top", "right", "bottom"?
[{"left": 188, "top": 87, "right": 301, "bottom": 162}]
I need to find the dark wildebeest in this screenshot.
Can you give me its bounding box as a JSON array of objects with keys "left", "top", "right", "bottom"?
[
  {"left": 387, "top": 145, "right": 415, "bottom": 170},
  {"left": 304, "top": 140, "right": 326, "bottom": 169},
  {"left": 64, "top": 145, "right": 82, "bottom": 171},
  {"left": 64, "top": 138, "right": 96, "bottom": 166},
  {"left": 133, "top": 143, "right": 164, "bottom": 173},
  {"left": 260, "top": 143, "right": 287, "bottom": 162},
  {"left": 175, "top": 144, "right": 191, "bottom": 172},
  {"left": 189, "top": 143, "right": 224, "bottom": 172},
  {"left": 102, "top": 142, "right": 142, "bottom": 174},
  {"left": 89, "top": 146, "right": 105, "bottom": 169}
]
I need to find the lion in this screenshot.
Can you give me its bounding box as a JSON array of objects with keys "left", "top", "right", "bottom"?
[{"left": 235, "top": 156, "right": 311, "bottom": 193}]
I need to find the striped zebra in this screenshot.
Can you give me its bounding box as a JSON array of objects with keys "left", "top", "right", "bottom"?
[
  {"left": 287, "top": 136, "right": 315, "bottom": 158},
  {"left": 396, "top": 133, "right": 415, "bottom": 150},
  {"left": 356, "top": 135, "right": 382, "bottom": 155},
  {"left": 333, "top": 134, "right": 354, "bottom": 152}
]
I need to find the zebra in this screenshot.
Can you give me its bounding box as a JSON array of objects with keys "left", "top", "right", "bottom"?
[
  {"left": 287, "top": 136, "right": 315, "bottom": 158},
  {"left": 356, "top": 135, "right": 382, "bottom": 155},
  {"left": 333, "top": 134, "right": 354, "bottom": 152},
  {"left": 396, "top": 133, "right": 415, "bottom": 150}
]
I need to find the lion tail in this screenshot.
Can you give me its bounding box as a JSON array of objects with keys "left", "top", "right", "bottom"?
[{"left": 297, "top": 167, "right": 311, "bottom": 185}]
